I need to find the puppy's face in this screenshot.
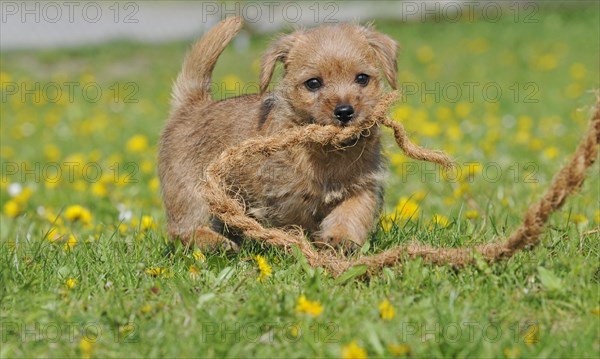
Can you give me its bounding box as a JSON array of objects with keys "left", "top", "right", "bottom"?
[{"left": 260, "top": 24, "right": 398, "bottom": 127}]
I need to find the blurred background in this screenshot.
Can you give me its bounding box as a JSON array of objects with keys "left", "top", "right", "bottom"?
[{"left": 1, "top": 0, "right": 599, "bottom": 237}]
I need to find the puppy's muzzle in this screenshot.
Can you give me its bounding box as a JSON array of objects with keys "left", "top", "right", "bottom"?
[{"left": 334, "top": 104, "right": 354, "bottom": 124}]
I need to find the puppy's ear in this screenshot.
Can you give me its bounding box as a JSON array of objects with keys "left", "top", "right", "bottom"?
[
  {"left": 259, "top": 33, "right": 299, "bottom": 93},
  {"left": 361, "top": 25, "right": 399, "bottom": 89}
]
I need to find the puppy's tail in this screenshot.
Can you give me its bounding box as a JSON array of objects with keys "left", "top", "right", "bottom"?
[{"left": 171, "top": 17, "right": 243, "bottom": 109}]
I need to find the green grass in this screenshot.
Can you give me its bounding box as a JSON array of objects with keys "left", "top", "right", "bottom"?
[{"left": 1, "top": 6, "right": 599, "bottom": 359}]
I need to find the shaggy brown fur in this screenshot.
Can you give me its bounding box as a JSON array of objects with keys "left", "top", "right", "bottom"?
[{"left": 158, "top": 17, "right": 399, "bottom": 251}]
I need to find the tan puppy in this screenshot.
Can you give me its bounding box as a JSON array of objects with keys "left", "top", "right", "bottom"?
[{"left": 158, "top": 17, "right": 398, "bottom": 251}]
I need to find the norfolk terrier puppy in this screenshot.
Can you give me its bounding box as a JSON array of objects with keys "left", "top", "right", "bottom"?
[{"left": 158, "top": 17, "right": 398, "bottom": 251}]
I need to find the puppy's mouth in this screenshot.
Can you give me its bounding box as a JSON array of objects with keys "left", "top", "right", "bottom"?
[{"left": 339, "top": 129, "right": 370, "bottom": 148}]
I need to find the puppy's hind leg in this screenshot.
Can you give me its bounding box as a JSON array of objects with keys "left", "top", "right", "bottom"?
[{"left": 175, "top": 226, "right": 239, "bottom": 253}]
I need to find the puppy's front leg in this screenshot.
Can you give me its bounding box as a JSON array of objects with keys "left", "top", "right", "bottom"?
[{"left": 319, "top": 188, "right": 380, "bottom": 251}]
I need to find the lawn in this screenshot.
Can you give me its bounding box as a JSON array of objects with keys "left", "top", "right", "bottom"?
[{"left": 1, "top": 4, "right": 599, "bottom": 359}]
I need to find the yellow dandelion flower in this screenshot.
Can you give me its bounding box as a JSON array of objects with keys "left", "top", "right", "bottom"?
[
  {"left": 145, "top": 267, "right": 165, "bottom": 277},
  {"left": 416, "top": 45, "right": 434, "bottom": 63},
  {"left": 79, "top": 337, "right": 94, "bottom": 359},
  {"left": 255, "top": 255, "right": 272, "bottom": 282},
  {"left": 65, "top": 278, "right": 77, "bottom": 289},
  {"left": 140, "top": 304, "right": 153, "bottom": 314},
  {"left": 342, "top": 341, "right": 367, "bottom": 359},
  {"left": 395, "top": 197, "right": 420, "bottom": 221},
  {"left": 378, "top": 299, "right": 395, "bottom": 321},
  {"left": 591, "top": 308, "right": 600, "bottom": 315},
  {"left": 570, "top": 213, "right": 588, "bottom": 225},
  {"left": 380, "top": 214, "right": 396, "bottom": 232},
  {"left": 140, "top": 215, "right": 156, "bottom": 232},
  {"left": 543, "top": 146, "right": 559, "bottom": 160},
  {"left": 189, "top": 265, "right": 201, "bottom": 280},
  {"left": 420, "top": 121, "right": 441, "bottom": 137},
  {"left": 223, "top": 74, "right": 242, "bottom": 93},
  {"left": 13, "top": 187, "right": 32, "bottom": 205},
  {"left": 91, "top": 182, "right": 108, "bottom": 197},
  {"left": 569, "top": 63, "right": 586, "bottom": 80},
  {"left": 296, "top": 295, "right": 323, "bottom": 317},
  {"left": 44, "top": 144, "right": 61, "bottom": 161},
  {"left": 64, "top": 205, "right": 93, "bottom": 226},
  {"left": 431, "top": 214, "right": 450, "bottom": 228},
  {"left": 392, "top": 105, "right": 412, "bottom": 121},
  {"left": 63, "top": 234, "right": 77, "bottom": 251},
  {"left": 455, "top": 102, "right": 471, "bottom": 118},
  {"left": 465, "top": 210, "right": 479, "bottom": 219},
  {"left": 388, "top": 343, "right": 411, "bottom": 356},
  {"left": 193, "top": 249, "right": 206, "bottom": 262},
  {"left": 503, "top": 347, "right": 521, "bottom": 359},
  {"left": 594, "top": 210, "right": 600, "bottom": 223},
  {"left": 466, "top": 37, "right": 489, "bottom": 54},
  {"left": 126, "top": 134, "right": 149, "bottom": 153},
  {"left": 3, "top": 200, "right": 21, "bottom": 218},
  {"left": 529, "top": 138, "right": 543, "bottom": 151},
  {"left": 149, "top": 177, "right": 160, "bottom": 191},
  {"left": 141, "top": 159, "right": 154, "bottom": 174},
  {"left": 46, "top": 227, "right": 63, "bottom": 243},
  {"left": 535, "top": 54, "right": 558, "bottom": 71},
  {"left": 565, "top": 83, "right": 582, "bottom": 99}
]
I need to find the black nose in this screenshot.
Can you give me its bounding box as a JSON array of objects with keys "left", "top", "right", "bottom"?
[{"left": 334, "top": 105, "right": 355, "bottom": 123}]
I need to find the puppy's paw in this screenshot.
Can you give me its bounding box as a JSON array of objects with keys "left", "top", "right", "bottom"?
[{"left": 319, "top": 226, "right": 363, "bottom": 254}]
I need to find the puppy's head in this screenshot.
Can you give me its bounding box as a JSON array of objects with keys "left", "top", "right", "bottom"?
[{"left": 260, "top": 23, "right": 398, "bottom": 127}]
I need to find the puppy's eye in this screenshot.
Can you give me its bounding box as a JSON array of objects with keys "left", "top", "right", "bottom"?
[
  {"left": 304, "top": 78, "right": 322, "bottom": 91},
  {"left": 355, "top": 73, "right": 370, "bottom": 86}
]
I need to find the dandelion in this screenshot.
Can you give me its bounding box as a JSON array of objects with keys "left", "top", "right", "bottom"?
[
  {"left": 431, "top": 214, "right": 450, "bottom": 228},
  {"left": 192, "top": 249, "right": 206, "bottom": 262},
  {"left": 223, "top": 74, "right": 242, "bottom": 93},
  {"left": 65, "top": 278, "right": 77, "bottom": 289},
  {"left": 543, "top": 146, "right": 559, "bottom": 160},
  {"left": 380, "top": 214, "right": 396, "bottom": 232},
  {"left": 455, "top": 102, "right": 471, "bottom": 118},
  {"left": 569, "top": 63, "right": 586, "bottom": 80},
  {"left": 591, "top": 308, "right": 600, "bottom": 315},
  {"left": 145, "top": 267, "right": 166, "bottom": 277},
  {"left": 149, "top": 177, "right": 160, "bottom": 191},
  {"left": 594, "top": 210, "right": 600, "bottom": 224},
  {"left": 569, "top": 213, "right": 588, "bottom": 225},
  {"left": 466, "top": 37, "right": 489, "bottom": 54},
  {"left": 63, "top": 234, "right": 77, "bottom": 251},
  {"left": 255, "top": 255, "right": 272, "bottom": 282},
  {"left": 44, "top": 144, "right": 61, "bottom": 161},
  {"left": 392, "top": 105, "right": 412, "bottom": 121},
  {"left": 395, "top": 197, "right": 420, "bottom": 221},
  {"left": 141, "top": 304, "right": 153, "bottom": 314},
  {"left": 420, "top": 121, "right": 441, "bottom": 137},
  {"left": 126, "top": 134, "right": 149, "bottom": 153},
  {"left": 91, "top": 182, "right": 107, "bottom": 197},
  {"left": 189, "top": 265, "right": 201, "bottom": 280},
  {"left": 388, "top": 343, "right": 411, "bottom": 356},
  {"left": 416, "top": 45, "right": 434, "bottom": 63},
  {"left": 64, "top": 205, "right": 92, "bottom": 226},
  {"left": 565, "top": 83, "right": 582, "bottom": 98},
  {"left": 503, "top": 347, "right": 521, "bottom": 359},
  {"left": 341, "top": 341, "right": 367, "bottom": 359},
  {"left": 465, "top": 210, "right": 479, "bottom": 219},
  {"left": 535, "top": 54, "right": 558, "bottom": 71},
  {"left": 296, "top": 295, "right": 323, "bottom": 317},
  {"left": 79, "top": 337, "right": 94, "bottom": 359},
  {"left": 140, "top": 159, "right": 154, "bottom": 174},
  {"left": 140, "top": 215, "right": 156, "bottom": 232},
  {"left": 3, "top": 200, "right": 21, "bottom": 218},
  {"left": 378, "top": 299, "right": 395, "bottom": 321}
]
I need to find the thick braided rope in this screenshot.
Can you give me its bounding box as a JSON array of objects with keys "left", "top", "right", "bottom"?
[{"left": 201, "top": 92, "right": 600, "bottom": 277}]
